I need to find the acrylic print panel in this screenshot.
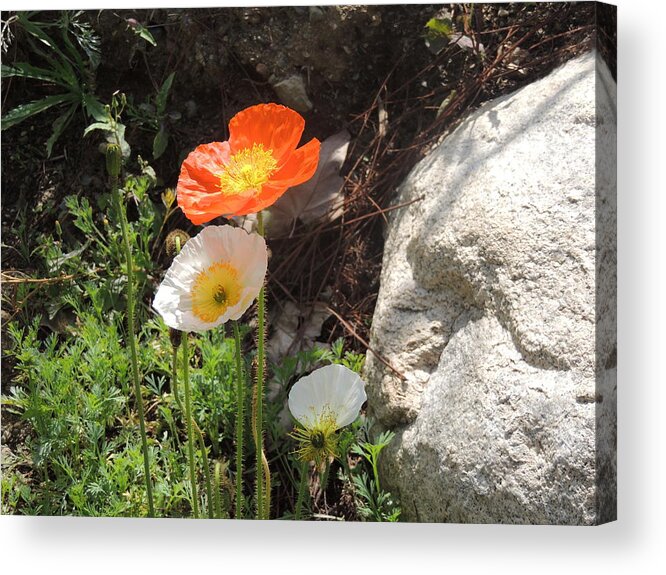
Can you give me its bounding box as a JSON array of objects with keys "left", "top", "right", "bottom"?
[{"left": 1, "top": 3, "right": 616, "bottom": 524}]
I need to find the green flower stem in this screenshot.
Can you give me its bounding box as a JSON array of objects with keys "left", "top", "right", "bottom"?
[
  {"left": 201, "top": 436, "right": 214, "bottom": 518},
  {"left": 182, "top": 332, "right": 200, "bottom": 518},
  {"left": 171, "top": 345, "right": 180, "bottom": 407},
  {"left": 214, "top": 462, "right": 223, "bottom": 519},
  {"left": 233, "top": 321, "right": 245, "bottom": 519},
  {"left": 295, "top": 461, "right": 309, "bottom": 520},
  {"left": 255, "top": 211, "right": 268, "bottom": 519},
  {"left": 171, "top": 340, "right": 213, "bottom": 518},
  {"left": 262, "top": 450, "right": 271, "bottom": 517},
  {"left": 320, "top": 460, "right": 331, "bottom": 496},
  {"left": 111, "top": 168, "right": 155, "bottom": 518}
]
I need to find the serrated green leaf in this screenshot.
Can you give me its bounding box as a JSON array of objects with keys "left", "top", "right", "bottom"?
[{"left": 1, "top": 93, "right": 75, "bottom": 131}]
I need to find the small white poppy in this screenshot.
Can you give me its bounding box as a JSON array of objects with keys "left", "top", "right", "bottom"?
[
  {"left": 288, "top": 364, "right": 367, "bottom": 429},
  {"left": 153, "top": 225, "right": 267, "bottom": 332},
  {"left": 288, "top": 364, "right": 366, "bottom": 465}
]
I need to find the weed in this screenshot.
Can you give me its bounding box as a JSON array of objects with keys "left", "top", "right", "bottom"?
[
  {"left": 350, "top": 420, "right": 401, "bottom": 522},
  {"left": 1, "top": 11, "right": 107, "bottom": 156},
  {"left": 126, "top": 72, "right": 177, "bottom": 160}
]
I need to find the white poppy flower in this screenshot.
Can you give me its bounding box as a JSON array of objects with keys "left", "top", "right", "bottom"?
[
  {"left": 153, "top": 225, "right": 267, "bottom": 332},
  {"left": 288, "top": 364, "right": 367, "bottom": 465},
  {"left": 288, "top": 364, "right": 367, "bottom": 429}
]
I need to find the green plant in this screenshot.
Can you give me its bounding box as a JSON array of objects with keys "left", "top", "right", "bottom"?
[
  {"left": 0, "top": 275, "right": 243, "bottom": 518},
  {"left": 1, "top": 11, "right": 107, "bottom": 156},
  {"left": 34, "top": 156, "right": 161, "bottom": 320},
  {"left": 83, "top": 91, "right": 132, "bottom": 160},
  {"left": 125, "top": 72, "right": 177, "bottom": 160},
  {"left": 3, "top": 316, "right": 139, "bottom": 515},
  {"left": 350, "top": 423, "right": 401, "bottom": 522}
]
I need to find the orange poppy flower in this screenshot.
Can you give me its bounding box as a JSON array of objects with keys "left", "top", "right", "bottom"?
[{"left": 177, "top": 103, "right": 320, "bottom": 225}]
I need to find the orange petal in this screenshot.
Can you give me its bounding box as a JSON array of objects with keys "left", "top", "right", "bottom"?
[
  {"left": 233, "top": 183, "right": 290, "bottom": 216},
  {"left": 179, "top": 186, "right": 261, "bottom": 224},
  {"left": 270, "top": 138, "right": 321, "bottom": 188},
  {"left": 177, "top": 141, "right": 231, "bottom": 224},
  {"left": 179, "top": 141, "right": 231, "bottom": 190},
  {"left": 228, "top": 103, "right": 305, "bottom": 165},
  {"left": 232, "top": 138, "right": 321, "bottom": 216}
]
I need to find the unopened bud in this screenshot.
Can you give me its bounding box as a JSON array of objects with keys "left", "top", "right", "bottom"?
[
  {"left": 169, "top": 328, "right": 182, "bottom": 348},
  {"left": 165, "top": 229, "right": 190, "bottom": 259},
  {"left": 161, "top": 188, "right": 176, "bottom": 209},
  {"left": 106, "top": 143, "right": 122, "bottom": 178}
]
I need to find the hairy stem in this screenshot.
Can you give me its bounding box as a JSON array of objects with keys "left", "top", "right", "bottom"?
[
  {"left": 200, "top": 436, "right": 214, "bottom": 519},
  {"left": 112, "top": 176, "right": 154, "bottom": 517},
  {"left": 295, "top": 461, "right": 309, "bottom": 521},
  {"left": 262, "top": 450, "right": 271, "bottom": 519},
  {"left": 182, "top": 333, "right": 199, "bottom": 518},
  {"left": 255, "top": 210, "right": 267, "bottom": 519},
  {"left": 214, "top": 462, "right": 223, "bottom": 519},
  {"left": 171, "top": 345, "right": 180, "bottom": 406},
  {"left": 172, "top": 340, "right": 213, "bottom": 518},
  {"left": 233, "top": 321, "right": 245, "bottom": 519}
]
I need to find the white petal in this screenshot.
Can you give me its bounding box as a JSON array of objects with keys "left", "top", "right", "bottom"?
[
  {"left": 288, "top": 364, "right": 366, "bottom": 430},
  {"left": 152, "top": 225, "right": 267, "bottom": 332}
]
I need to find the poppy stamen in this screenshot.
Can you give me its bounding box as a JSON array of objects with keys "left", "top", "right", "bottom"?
[
  {"left": 218, "top": 143, "right": 277, "bottom": 195},
  {"left": 191, "top": 262, "right": 241, "bottom": 322}
]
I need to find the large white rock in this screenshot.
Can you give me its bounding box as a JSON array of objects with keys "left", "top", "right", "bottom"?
[{"left": 364, "top": 51, "right": 616, "bottom": 524}]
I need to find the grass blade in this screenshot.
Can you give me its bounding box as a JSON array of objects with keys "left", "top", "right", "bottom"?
[
  {"left": 1, "top": 93, "right": 75, "bottom": 131},
  {"left": 46, "top": 101, "right": 78, "bottom": 157}
]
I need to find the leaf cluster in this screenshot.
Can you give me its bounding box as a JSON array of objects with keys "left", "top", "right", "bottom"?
[{"left": 1, "top": 11, "right": 106, "bottom": 156}]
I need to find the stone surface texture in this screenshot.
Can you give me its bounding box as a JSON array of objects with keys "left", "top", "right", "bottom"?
[
  {"left": 364, "top": 51, "right": 616, "bottom": 525},
  {"left": 271, "top": 74, "right": 313, "bottom": 113}
]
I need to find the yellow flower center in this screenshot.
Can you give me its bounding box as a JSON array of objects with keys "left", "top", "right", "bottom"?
[
  {"left": 290, "top": 413, "right": 339, "bottom": 468},
  {"left": 191, "top": 262, "right": 242, "bottom": 323},
  {"left": 218, "top": 143, "right": 278, "bottom": 195}
]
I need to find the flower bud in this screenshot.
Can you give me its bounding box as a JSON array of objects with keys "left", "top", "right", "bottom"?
[
  {"left": 169, "top": 327, "right": 182, "bottom": 348},
  {"left": 106, "top": 143, "right": 122, "bottom": 178},
  {"left": 165, "top": 229, "right": 190, "bottom": 259},
  {"left": 161, "top": 188, "right": 176, "bottom": 209}
]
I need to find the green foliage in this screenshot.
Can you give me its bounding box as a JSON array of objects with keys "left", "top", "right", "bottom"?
[
  {"left": 190, "top": 327, "right": 245, "bottom": 456},
  {"left": 425, "top": 15, "right": 454, "bottom": 39},
  {"left": 3, "top": 316, "right": 141, "bottom": 515},
  {"left": 1, "top": 11, "right": 106, "bottom": 156},
  {"left": 83, "top": 92, "right": 132, "bottom": 160},
  {"left": 1, "top": 270, "right": 241, "bottom": 517},
  {"left": 1, "top": 145, "right": 187, "bottom": 515},
  {"left": 126, "top": 72, "right": 177, "bottom": 160},
  {"left": 126, "top": 18, "right": 157, "bottom": 47},
  {"left": 34, "top": 159, "right": 161, "bottom": 320},
  {"left": 349, "top": 421, "right": 401, "bottom": 522}
]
